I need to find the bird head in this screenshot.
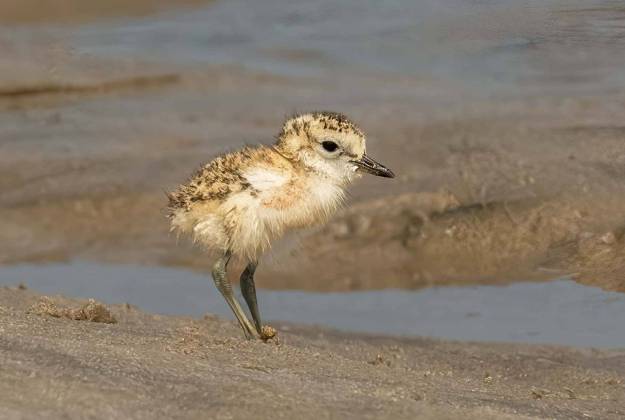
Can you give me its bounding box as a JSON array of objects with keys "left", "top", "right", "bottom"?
[{"left": 275, "top": 111, "right": 395, "bottom": 184}]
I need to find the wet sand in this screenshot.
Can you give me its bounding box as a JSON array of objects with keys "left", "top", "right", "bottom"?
[
  {"left": 2, "top": 1, "right": 625, "bottom": 293},
  {"left": 1, "top": 285, "right": 624, "bottom": 419},
  {"left": 0, "top": 0, "right": 214, "bottom": 25},
  {"left": 2, "top": 65, "right": 625, "bottom": 292}
]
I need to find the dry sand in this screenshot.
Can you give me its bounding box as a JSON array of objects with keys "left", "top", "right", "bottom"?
[{"left": 0, "top": 285, "right": 623, "bottom": 419}]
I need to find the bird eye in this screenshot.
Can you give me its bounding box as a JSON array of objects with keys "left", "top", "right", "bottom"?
[{"left": 322, "top": 141, "right": 339, "bottom": 152}]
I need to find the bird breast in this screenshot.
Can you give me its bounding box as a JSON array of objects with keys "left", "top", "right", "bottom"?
[
  {"left": 241, "top": 167, "right": 345, "bottom": 228},
  {"left": 174, "top": 164, "right": 346, "bottom": 261}
]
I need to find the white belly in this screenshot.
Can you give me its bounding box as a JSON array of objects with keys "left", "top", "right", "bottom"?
[{"left": 224, "top": 169, "right": 346, "bottom": 260}]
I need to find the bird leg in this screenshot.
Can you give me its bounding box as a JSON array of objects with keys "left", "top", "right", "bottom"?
[
  {"left": 211, "top": 251, "right": 257, "bottom": 339},
  {"left": 240, "top": 262, "right": 277, "bottom": 340},
  {"left": 239, "top": 262, "right": 262, "bottom": 335}
]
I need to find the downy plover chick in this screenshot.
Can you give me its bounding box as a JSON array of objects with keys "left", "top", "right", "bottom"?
[{"left": 168, "top": 111, "right": 394, "bottom": 339}]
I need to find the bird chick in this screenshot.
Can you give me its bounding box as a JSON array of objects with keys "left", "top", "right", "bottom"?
[{"left": 168, "top": 111, "right": 394, "bottom": 339}]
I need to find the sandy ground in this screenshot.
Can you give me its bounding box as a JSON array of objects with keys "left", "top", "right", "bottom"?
[
  {"left": 1, "top": 3, "right": 625, "bottom": 419},
  {"left": 0, "top": 285, "right": 623, "bottom": 419}
]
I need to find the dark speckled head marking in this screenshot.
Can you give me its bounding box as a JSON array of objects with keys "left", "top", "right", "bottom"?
[
  {"left": 311, "top": 111, "right": 363, "bottom": 137},
  {"left": 278, "top": 111, "right": 363, "bottom": 140},
  {"left": 275, "top": 111, "right": 366, "bottom": 162}
]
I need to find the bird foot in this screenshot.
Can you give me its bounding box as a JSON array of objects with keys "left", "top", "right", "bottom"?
[{"left": 260, "top": 325, "right": 277, "bottom": 341}]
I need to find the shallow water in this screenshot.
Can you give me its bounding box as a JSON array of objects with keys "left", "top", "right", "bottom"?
[
  {"left": 1, "top": 262, "right": 624, "bottom": 348},
  {"left": 18, "top": 0, "right": 625, "bottom": 97}
]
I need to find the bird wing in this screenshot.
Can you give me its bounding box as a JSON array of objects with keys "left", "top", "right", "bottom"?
[{"left": 243, "top": 167, "right": 289, "bottom": 193}]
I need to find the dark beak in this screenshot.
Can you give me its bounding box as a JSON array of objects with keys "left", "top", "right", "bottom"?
[{"left": 352, "top": 154, "right": 395, "bottom": 178}]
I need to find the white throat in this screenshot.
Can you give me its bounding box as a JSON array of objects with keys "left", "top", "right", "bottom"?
[{"left": 301, "top": 152, "right": 358, "bottom": 186}]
